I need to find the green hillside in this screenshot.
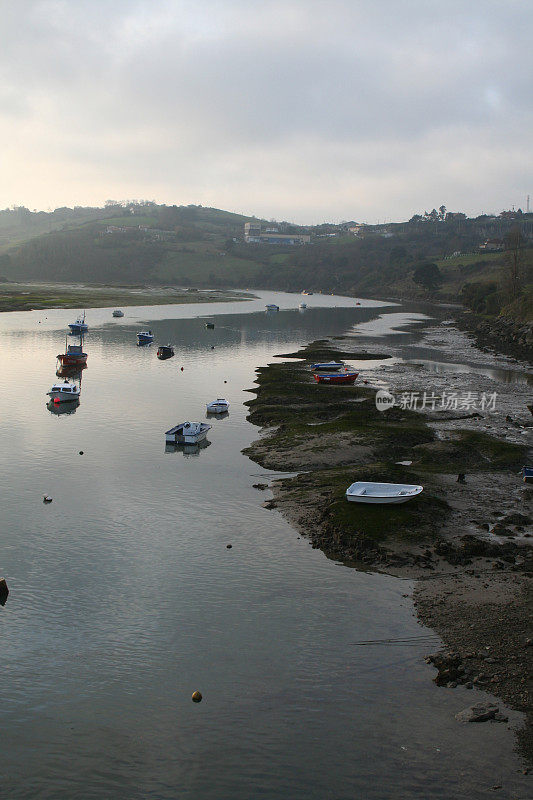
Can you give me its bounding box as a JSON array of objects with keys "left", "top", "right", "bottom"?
[{"left": 0, "top": 202, "right": 531, "bottom": 322}]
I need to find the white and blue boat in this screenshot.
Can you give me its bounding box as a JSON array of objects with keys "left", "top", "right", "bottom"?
[
  {"left": 137, "top": 330, "right": 154, "bottom": 345},
  {"left": 310, "top": 361, "right": 345, "bottom": 371},
  {"left": 265, "top": 304, "right": 279, "bottom": 311},
  {"left": 165, "top": 421, "right": 211, "bottom": 445},
  {"left": 68, "top": 312, "right": 88, "bottom": 333},
  {"left": 522, "top": 466, "right": 533, "bottom": 484}
]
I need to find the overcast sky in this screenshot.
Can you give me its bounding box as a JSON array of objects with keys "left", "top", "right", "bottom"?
[{"left": 1, "top": 0, "right": 531, "bottom": 223}]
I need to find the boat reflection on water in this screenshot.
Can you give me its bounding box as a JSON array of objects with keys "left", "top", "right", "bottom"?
[
  {"left": 46, "top": 398, "right": 80, "bottom": 415},
  {"left": 165, "top": 439, "right": 211, "bottom": 457},
  {"left": 206, "top": 410, "right": 229, "bottom": 420},
  {"left": 56, "top": 363, "right": 87, "bottom": 379}
]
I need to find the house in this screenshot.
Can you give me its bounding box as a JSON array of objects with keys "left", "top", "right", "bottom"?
[
  {"left": 479, "top": 238, "right": 504, "bottom": 251},
  {"left": 244, "top": 221, "right": 310, "bottom": 245}
]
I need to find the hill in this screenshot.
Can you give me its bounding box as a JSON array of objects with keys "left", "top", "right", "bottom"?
[{"left": 0, "top": 202, "right": 531, "bottom": 324}]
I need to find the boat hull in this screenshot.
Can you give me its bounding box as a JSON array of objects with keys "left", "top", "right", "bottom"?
[
  {"left": 346, "top": 482, "right": 423, "bottom": 504},
  {"left": 68, "top": 324, "right": 88, "bottom": 333},
  {"left": 47, "top": 390, "right": 80, "bottom": 403},
  {"left": 313, "top": 372, "right": 358, "bottom": 385},
  {"left": 57, "top": 354, "right": 87, "bottom": 366}
]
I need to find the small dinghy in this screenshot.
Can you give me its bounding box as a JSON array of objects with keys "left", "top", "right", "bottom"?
[
  {"left": 112, "top": 309, "right": 124, "bottom": 317},
  {"left": 346, "top": 481, "right": 423, "bottom": 504},
  {"left": 165, "top": 421, "right": 212, "bottom": 445},
  {"left": 265, "top": 304, "right": 279, "bottom": 311},
  {"left": 157, "top": 344, "right": 174, "bottom": 360},
  {"left": 314, "top": 371, "right": 358, "bottom": 385},
  {"left": 137, "top": 330, "right": 154, "bottom": 345},
  {"left": 522, "top": 466, "right": 533, "bottom": 484},
  {"left": 47, "top": 380, "right": 81, "bottom": 403},
  {"left": 206, "top": 398, "right": 230, "bottom": 414},
  {"left": 299, "top": 303, "right": 307, "bottom": 309},
  {"left": 310, "top": 361, "right": 345, "bottom": 371},
  {"left": 68, "top": 311, "right": 88, "bottom": 333},
  {"left": 205, "top": 322, "right": 215, "bottom": 329}
]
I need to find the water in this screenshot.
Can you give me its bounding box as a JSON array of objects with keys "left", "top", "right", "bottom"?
[{"left": 0, "top": 292, "right": 527, "bottom": 799}]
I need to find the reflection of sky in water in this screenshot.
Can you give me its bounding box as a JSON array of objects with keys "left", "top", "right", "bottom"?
[{"left": 0, "top": 293, "right": 526, "bottom": 800}]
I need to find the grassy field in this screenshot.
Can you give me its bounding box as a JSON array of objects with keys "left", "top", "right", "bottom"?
[{"left": 0, "top": 282, "right": 252, "bottom": 312}]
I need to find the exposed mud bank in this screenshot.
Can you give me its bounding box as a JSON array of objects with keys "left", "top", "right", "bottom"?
[{"left": 244, "top": 326, "right": 532, "bottom": 760}]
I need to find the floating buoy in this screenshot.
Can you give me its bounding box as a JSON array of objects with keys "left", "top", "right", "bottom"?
[
  {"left": 224, "top": 380, "right": 227, "bottom": 383},
  {"left": 43, "top": 495, "right": 53, "bottom": 503},
  {"left": 226, "top": 544, "right": 232, "bottom": 549},
  {"left": 192, "top": 691, "right": 202, "bottom": 703},
  {"left": 79, "top": 451, "right": 84, "bottom": 455},
  {"left": 181, "top": 367, "right": 184, "bottom": 371}
]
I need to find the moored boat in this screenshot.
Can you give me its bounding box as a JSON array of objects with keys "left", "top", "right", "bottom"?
[
  {"left": 522, "top": 466, "right": 533, "bottom": 483},
  {"left": 313, "top": 371, "right": 358, "bottom": 385},
  {"left": 206, "top": 398, "right": 230, "bottom": 414},
  {"left": 68, "top": 312, "right": 88, "bottom": 333},
  {"left": 265, "top": 304, "right": 279, "bottom": 311},
  {"left": 346, "top": 481, "right": 423, "bottom": 504},
  {"left": 299, "top": 303, "right": 307, "bottom": 309},
  {"left": 165, "top": 421, "right": 212, "bottom": 445},
  {"left": 57, "top": 336, "right": 87, "bottom": 367},
  {"left": 205, "top": 322, "right": 215, "bottom": 329},
  {"left": 47, "top": 380, "right": 81, "bottom": 403},
  {"left": 157, "top": 344, "right": 174, "bottom": 360},
  {"left": 112, "top": 309, "right": 124, "bottom": 317},
  {"left": 137, "top": 330, "right": 154, "bottom": 345}
]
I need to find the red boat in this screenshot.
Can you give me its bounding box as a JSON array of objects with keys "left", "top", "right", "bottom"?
[
  {"left": 313, "top": 370, "right": 359, "bottom": 385},
  {"left": 56, "top": 336, "right": 87, "bottom": 367}
]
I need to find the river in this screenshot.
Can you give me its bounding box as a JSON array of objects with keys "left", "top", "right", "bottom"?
[{"left": 0, "top": 291, "right": 527, "bottom": 799}]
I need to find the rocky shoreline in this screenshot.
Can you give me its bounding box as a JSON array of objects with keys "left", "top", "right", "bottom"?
[{"left": 243, "top": 319, "right": 532, "bottom": 762}]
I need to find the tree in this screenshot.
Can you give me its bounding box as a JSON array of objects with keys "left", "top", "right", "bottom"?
[
  {"left": 412, "top": 261, "right": 442, "bottom": 291},
  {"left": 502, "top": 226, "right": 525, "bottom": 300}
]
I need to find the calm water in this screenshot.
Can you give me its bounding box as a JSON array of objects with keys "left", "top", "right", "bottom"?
[{"left": 0, "top": 292, "right": 527, "bottom": 799}]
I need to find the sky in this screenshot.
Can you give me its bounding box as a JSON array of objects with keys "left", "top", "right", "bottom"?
[{"left": 1, "top": 0, "right": 532, "bottom": 223}]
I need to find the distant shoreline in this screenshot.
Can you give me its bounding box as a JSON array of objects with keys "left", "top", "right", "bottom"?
[{"left": 0, "top": 281, "right": 253, "bottom": 312}]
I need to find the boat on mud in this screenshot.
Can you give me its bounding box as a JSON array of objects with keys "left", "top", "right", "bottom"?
[
  {"left": 346, "top": 481, "right": 423, "bottom": 504},
  {"left": 310, "top": 361, "right": 345, "bottom": 371},
  {"left": 112, "top": 309, "right": 124, "bottom": 317},
  {"left": 265, "top": 304, "right": 279, "bottom": 311},
  {"left": 313, "top": 371, "right": 358, "bottom": 385}
]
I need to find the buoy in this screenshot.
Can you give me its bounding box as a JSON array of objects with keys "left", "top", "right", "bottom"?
[
  {"left": 192, "top": 691, "right": 202, "bottom": 703},
  {"left": 79, "top": 451, "right": 84, "bottom": 455},
  {"left": 226, "top": 544, "right": 232, "bottom": 549},
  {"left": 181, "top": 367, "right": 184, "bottom": 371},
  {"left": 43, "top": 495, "right": 53, "bottom": 503},
  {"left": 224, "top": 380, "right": 227, "bottom": 383}
]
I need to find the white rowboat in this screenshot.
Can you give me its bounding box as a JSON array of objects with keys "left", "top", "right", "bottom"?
[{"left": 346, "top": 481, "right": 423, "bottom": 504}]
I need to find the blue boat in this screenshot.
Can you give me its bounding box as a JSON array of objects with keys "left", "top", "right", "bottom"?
[
  {"left": 522, "top": 466, "right": 533, "bottom": 484},
  {"left": 137, "top": 329, "right": 154, "bottom": 345},
  {"left": 68, "top": 312, "right": 88, "bottom": 333},
  {"left": 310, "top": 361, "right": 345, "bottom": 371}
]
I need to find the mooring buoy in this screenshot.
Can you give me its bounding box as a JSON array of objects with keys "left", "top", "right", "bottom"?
[{"left": 192, "top": 690, "right": 202, "bottom": 703}]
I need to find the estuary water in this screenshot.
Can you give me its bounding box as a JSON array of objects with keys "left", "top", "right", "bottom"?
[{"left": 0, "top": 291, "right": 526, "bottom": 799}]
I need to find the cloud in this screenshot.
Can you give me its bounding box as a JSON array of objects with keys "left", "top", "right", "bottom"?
[{"left": 1, "top": 0, "right": 531, "bottom": 220}]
